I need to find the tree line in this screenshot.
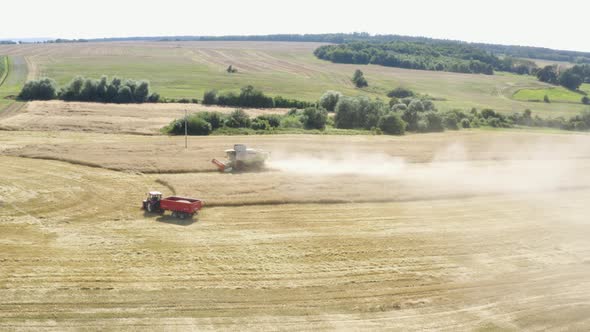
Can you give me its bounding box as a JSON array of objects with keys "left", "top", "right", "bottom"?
[
  {"left": 165, "top": 107, "right": 328, "bottom": 136},
  {"left": 202, "top": 86, "right": 314, "bottom": 109},
  {"left": 18, "top": 76, "right": 160, "bottom": 103},
  {"left": 536, "top": 64, "right": 590, "bottom": 91},
  {"left": 314, "top": 41, "right": 499, "bottom": 75}
]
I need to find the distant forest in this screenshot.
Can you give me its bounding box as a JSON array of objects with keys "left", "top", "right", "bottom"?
[
  {"left": 314, "top": 42, "right": 500, "bottom": 75},
  {"left": 5, "top": 33, "right": 590, "bottom": 65}
]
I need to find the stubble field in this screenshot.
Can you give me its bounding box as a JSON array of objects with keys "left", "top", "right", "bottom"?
[{"left": 1, "top": 116, "right": 590, "bottom": 329}]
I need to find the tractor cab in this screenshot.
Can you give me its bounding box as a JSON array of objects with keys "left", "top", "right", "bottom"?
[
  {"left": 146, "top": 191, "right": 162, "bottom": 202},
  {"left": 143, "top": 191, "right": 163, "bottom": 212}
]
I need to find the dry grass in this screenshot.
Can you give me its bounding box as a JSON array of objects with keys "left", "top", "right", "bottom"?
[{"left": 0, "top": 100, "right": 288, "bottom": 134}]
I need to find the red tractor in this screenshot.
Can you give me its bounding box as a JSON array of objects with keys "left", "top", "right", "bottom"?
[{"left": 142, "top": 191, "right": 203, "bottom": 219}]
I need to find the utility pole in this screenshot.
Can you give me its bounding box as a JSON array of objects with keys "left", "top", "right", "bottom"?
[{"left": 184, "top": 109, "right": 188, "bottom": 149}]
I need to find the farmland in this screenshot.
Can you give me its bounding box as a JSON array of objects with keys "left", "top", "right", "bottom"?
[
  {"left": 2, "top": 121, "right": 590, "bottom": 329},
  {"left": 513, "top": 87, "right": 583, "bottom": 103},
  {"left": 1, "top": 41, "right": 590, "bottom": 117},
  {"left": 2, "top": 40, "right": 590, "bottom": 330}
]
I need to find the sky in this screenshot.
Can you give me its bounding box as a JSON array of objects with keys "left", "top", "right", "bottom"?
[{"left": 3, "top": 0, "right": 589, "bottom": 51}]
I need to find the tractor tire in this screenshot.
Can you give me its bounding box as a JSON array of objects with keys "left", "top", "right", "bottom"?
[
  {"left": 179, "top": 212, "right": 186, "bottom": 219},
  {"left": 147, "top": 203, "right": 154, "bottom": 213},
  {"left": 171, "top": 211, "right": 177, "bottom": 218}
]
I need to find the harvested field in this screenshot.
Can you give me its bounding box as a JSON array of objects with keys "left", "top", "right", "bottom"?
[
  {"left": 2, "top": 98, "right": 590, "bottom": 329},
  {"left": 3, "top": 130, "right": 590, "bottom": 173},
  {"left": 0, "top": 101, "right": 288, "bottom": 134},
  {"left": 1, "top": 150, "right": 590, "bottom": 330}
]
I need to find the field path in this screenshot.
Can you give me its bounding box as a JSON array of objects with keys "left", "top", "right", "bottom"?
[{"left": 0, "top": 56, "right": 28, "bottom": 112}]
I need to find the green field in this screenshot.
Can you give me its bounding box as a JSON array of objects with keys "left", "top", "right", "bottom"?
[
  {"left": 0, "top": 56, "right": 7, "bottom": 84},
  {"left": 513, "top": 85, "right": 588, "bottom": 103},
  {"left": 0, "top": 56, "right": 27, "bottom": 111},
  {"left": 1, "top": 41, "right": 589, "bottom": 117}
]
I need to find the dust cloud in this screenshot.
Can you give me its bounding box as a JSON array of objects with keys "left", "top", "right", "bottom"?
[
  {"left": 267, "top": 152, "right": 406, "bottom": 177},
  {"left": 268, "top": 140, "right": 590, "bottom": 197}
]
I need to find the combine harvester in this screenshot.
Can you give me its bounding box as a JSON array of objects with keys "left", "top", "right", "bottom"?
[
  {"left": 142, "top": 191, "right": 203, "bottom": 219},
  {"left": 212, "top": 144, "right": 269, "bottom": 173}
]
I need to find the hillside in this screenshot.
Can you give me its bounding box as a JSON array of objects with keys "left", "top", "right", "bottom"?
[{"left": 1, "top": 41, "right": 589, "bottom": 117}]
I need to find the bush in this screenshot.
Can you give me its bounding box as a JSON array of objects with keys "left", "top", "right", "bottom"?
[
  {"left": 301, "top": 107, "right": 328, "bottom": 130},
  {"left": 460, "top": 118, "right": 471, "bottom": 128},
  {"left": 256, "top": 114, "right": 282, "bottom": 128},
  {"left": 198, "top": 111, "right": 225, "bottom": 129},
  {"left": 582, "top": 96, "right": 590, "bottom": 105},
  {"left": 334, "top": 96, "right": 385, "bottom": 129},
  {"left": 388, "top": 97, "right": 399, "bottom": 108},
  {"left": 115, "top": 86, "right": 133, "bottom": 103},
  {"left": 334, "top": 96, "right": 360, "bottom": 129},
  {"left": 487, "top": 117, "right": 502, "bottom": 128},
  {"left": 408, "top": 99, "right": 425, "bottom": 112},
  {"left": 273, "top": 96, "right": 313, "bottom": 109},
  {"left": 442, "top": 111, "right": 459, "bottom": 130},
  {"left": 217, "top": 91, "right": 239, "bottom": 106},
  {"left": 203, "top": 90, "right": 218, "bottom": 105},
  {"left": 352, "top": 69, "right": 368, "bottom": 88},
  {"left": 391, "top": 103, "right": 407, "bottom": 112},
  {"left": 18, "top": 78, "right": 58, "bottom": 100},
  {"left": 251, "top": 118, "right": 271, "bottom": 130},
  {"left": 134, "top": 80, "right": 150, "bottom": 103},
  {"left": 481, "top": 108, "right": 497, "bottom": 119},
  {"left": 167, "top": 115, "right": 212, "bottom": 136},
  {"left": 401, "top": 97, "right": 413, "bottom": 106},
  {"left": 387, "top": 87, "right": 414, "bottom": 98},
  {"left": 378, "top": 113, "right": 406, "bottom": 135},
  {"left": 421, "top": 111, "right": 444, "bottom": 132},
  {"left": 225, "top": 109, "right": 251, "bottom": 128},
  {"left": 210, "top": 86, "right": 275, "bottom": 108},
  {"left": 238, "top": 85, "right": 274, "bottom": 108},
  {"left": 280, "top": 115, "right": 304, "bottom": 129},
  {"left": 319, "top": 91, "right": 342, "bottom": 112},
  {"left": 544, "top": 94, "right": 550, "bottom": 103},
  {"left": 147, "top": 92, "right": 160, "bottom": 103}
]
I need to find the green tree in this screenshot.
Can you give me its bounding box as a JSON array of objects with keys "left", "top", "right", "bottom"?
[
  {"left": 559, "top": 69, "right": 583, "bottom": 90},
  {"left": 536, "top": 65, "right": 559, "bottom": 84},
  {"left": 225, "top": 109, "right": 251, "bottom": 128},
  {"left": 387, "top": 87, "right": 414, "bottom": 98},
  {"left": 319, "top": 91, "right": 342, "bottom": 112},
  {"left": 115, "top": 86, "right": 133, "bottom": 103},
  {"left": 301, "top": 107, "right": 328, "bottom": 130},
  {"left": 334, "top": 96, "right": 361, "bottom": 128},
  {"left": 378, "top": 113, "right": 406, "bottom": 135},
  {"left": 133, "top": 80, "right": 150, "bottom": 103},
  {"left": 202, "top": 90, "right": 218, "bottom": 105},
  {"left": 18, "top": 78, "right": 58, "bottom": 100},
  {"left": 352, "top": 69, "right": 368, "bottom": 88}
]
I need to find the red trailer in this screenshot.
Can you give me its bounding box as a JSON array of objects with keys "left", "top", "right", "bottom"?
[{"left": 142, "top": 191, "right": 203, "bottom": 219}]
